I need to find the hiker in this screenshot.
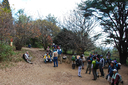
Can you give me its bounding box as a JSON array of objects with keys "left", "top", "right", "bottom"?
[
  {"left": 78, "top": 55, "right": 83, "bottom": 77},
  {"left": 111, "top": 69, "right": 120, "bottom": 85},
  {"left": 91, "top": 53, "right": 95, "bottom": 58},
  {"left": 82, "top": 54, "right": 85, "bottom": 69},
  {"left": 57, "top": 47, "right": 62, "bottom": 64},
  {"left": 44, "top": 52, "right": 51, "bottom": 63},
  {"left": 92, "top": 56, "right": 98, "bottom": 80},
  {"left": 85, "top": 54, "right": 92, "bottom": 74},
  {"left": 28, "top": 44, "right": 31, "bottom": 48},
  {"left": 72, "top": 54, "right": 76, "bottom": 69},
  {"left": 24, "top": 51, "right": 33, "bottom": 64},
  {"left": 116, "top": 63, "right": 121, "bottom": 72},
  {"left": 107, "top": 61, "right": 117, "bottom": 84},
  {"left": 106, "top": 51, "right": 111, "bottom": 65},
  {"left": 99, "top": 55, "right": 104, "bottom": 77},
  {"left": 52, "top": 50, "right": 58, "bottom": 67}
]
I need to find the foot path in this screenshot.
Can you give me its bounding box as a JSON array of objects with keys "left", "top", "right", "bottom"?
[{"left": 0, "top": 47, "right": 127, "bottom": 85}]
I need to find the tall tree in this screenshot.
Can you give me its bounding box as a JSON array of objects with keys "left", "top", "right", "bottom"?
[
  {"left": 79, "top": 0, "right": 128, "bottom": 64},
  {"left": 46, "top": 14, "right": 57, "bottom": 25},
  {"left": 2, "top": 0, "right": 10, "bottom": 10},
  {"left": 0, "top": 4, "right": 12, "bottom": 44},
  {"left": 62, "top": 10, "right": 100, "bottom": 53}
]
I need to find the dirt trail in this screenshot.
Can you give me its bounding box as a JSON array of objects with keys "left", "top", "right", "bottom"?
[{"left": 0, "top": 47, "right": 128, "bottom": 85}]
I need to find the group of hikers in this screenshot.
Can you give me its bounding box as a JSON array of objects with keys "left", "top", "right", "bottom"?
[
  {"left": 71, "top": 51, "right": 123, "bottom": 85},
  {"left": 22, "top": 44, "right": 123, "bottom": 85}
]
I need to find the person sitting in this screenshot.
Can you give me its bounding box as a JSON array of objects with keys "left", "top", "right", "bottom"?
[
  {"left": 111, "top": 69, "right": 120, "bottom": 85},
  {"left": 24, "top": 51, "right": 33, "bottom": 64},
  {"left": 44, "top": 52, "right": 51, "bottom": 63}
]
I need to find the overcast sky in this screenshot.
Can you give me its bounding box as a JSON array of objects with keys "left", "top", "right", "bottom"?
[{"left": 5, "top": 0, "right": 81, "bottom": 20}]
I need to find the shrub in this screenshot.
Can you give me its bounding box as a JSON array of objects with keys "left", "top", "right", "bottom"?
[{"left": 0, "top": 43, "right": 14, "bottom": 62}]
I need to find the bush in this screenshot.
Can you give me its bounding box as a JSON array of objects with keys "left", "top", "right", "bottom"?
[{"left": 0, "top": 43, "right": 14, "bottom": 62}]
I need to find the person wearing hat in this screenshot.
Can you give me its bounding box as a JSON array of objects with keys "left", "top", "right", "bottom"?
[
  {"left": 111, "top": 69, "right": 120, "bottom": 85},
  {"left": 78, "top": 55, "right": 83, "bottom": 78},
  {"left": 99, "top": 55, "right": 105, "bottom": 77},
  {"left": 85, "top": 54, "right": 92, "bottom": 74},
  {"left": 116, "top": 63, "right": 121, "bottom": 72},
  {"left": 107, "top": 61, "right": 117, "bottom": 84},
  {"left": 57, "top": 46, "right": 62, "bottom": 64}
]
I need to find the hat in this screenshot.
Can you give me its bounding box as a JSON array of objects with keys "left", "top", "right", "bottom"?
[
  {"left": 118, "top": 63, "right": 121, "bottom": 65},
  {"left": 111, "top": 61, "right": 115, "bottom": 64},
  {"left": 113, "top": 69, "right": 117, "bottom": 72},
  {"left": 100, "top": 55, "right": 103, "bottom": 57}
]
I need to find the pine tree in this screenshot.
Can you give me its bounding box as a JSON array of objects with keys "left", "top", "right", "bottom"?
[{"left": 2, "top": 0, "right": 10, "bottom": 10}]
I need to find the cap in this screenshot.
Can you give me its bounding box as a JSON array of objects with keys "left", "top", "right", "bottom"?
[
  {"left": 113, "top": 69, "right": 117, "bottom": 72},
  {"left": 111, "top": 61, "right": 115, "bottom": 64},
  {"left": 118, "top": 63, "right": 121, "bottom": 65},
  {"left": 100, "top": 55, "right": 103, "bottom": 57}
]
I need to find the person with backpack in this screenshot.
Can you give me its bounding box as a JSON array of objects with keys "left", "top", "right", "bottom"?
[
  {"left": 111, "top": 69, "right": 120, "bottom": 85},
  {"left": 85, "top": 54, "right": 92, "bottom": 74},
  {"left": 107, "top": 61, "right": 117, "bottom": 84},
  {"left": 72, "top": 54, "right": 76, "bottom": 69},
  {"left": 99, "top": 55, "right": 105, "bottom": 77},
  {"left": 78, "top": 55, "right": 83, "bottom": 78},
  {"left": 57, "top": 47, "right": 62, "bottom": 64},
  {"left": 116, "top": 63, "right": 121, "bottom": 72},
  {"left": 92, "top": 56, "right": 99, "bottom": 80},
  {"left": 23, "top": 51, "right": 33, "bottom": 64}
]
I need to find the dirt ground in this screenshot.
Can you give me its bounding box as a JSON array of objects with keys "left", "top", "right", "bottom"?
[{"left": 0, "top": 47, "right": 128, "bottom": 85}]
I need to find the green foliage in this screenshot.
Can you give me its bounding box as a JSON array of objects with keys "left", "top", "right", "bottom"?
[
  {"left": 54, "top": 28, "right": 79, "bottom": 53},
  {"left": 0, "top": 43, "right": 14, "bottom": 61},
  {"left": 79, "top": 0, "right": 128, "bottom": 64},
  {"left": 2, "top": 0, "right": 11, "bottom": 10}
]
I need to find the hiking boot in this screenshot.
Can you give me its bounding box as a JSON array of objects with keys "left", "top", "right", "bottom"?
[
  {"left": 85, "top": 72, "right": 87, "bottom": 74},
  {"left": 78, "top": 76, "right": 82, "bottom": 78},
  {"left": 92, "top": 79, "right": 96, "bottom": 80}
]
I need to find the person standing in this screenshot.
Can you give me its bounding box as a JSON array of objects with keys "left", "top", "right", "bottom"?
[
  {"left": 72, "top": 54, "right": 76, "bottom": 69},
  {"left": 106, "top": 51, "right": 111, "bottom": 65},
  {"left": 85, "top": 54, "right": 92, "bottom": 74},
  {"left": 57, "top": 47, "right": 62, "bottom": 64},
  {"left": 99, "top": 55, "right": 104, "bottom": 77},
  {"left": 82, "top": 54, "right": 85, "bottom": 69},
  {"left": 92, "top": 57, "right": 97, "bottom": 80},
  {"left": 52, "top": 51, "right": 58, "bottom": 67},
  {"left": 78, "top": 55, "right": 83, "bottom": 77}
]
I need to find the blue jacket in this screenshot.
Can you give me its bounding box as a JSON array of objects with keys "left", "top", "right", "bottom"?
[
  {"left": 108, "top": 65, "right": 117, "bottom": 77},
  {"left": 57, "top": 49, "right": 62, "bottom": 54}
]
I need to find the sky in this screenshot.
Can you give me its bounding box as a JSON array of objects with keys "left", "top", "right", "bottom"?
[
  {"left": 5, "top": 0, "right": 81, "bottom": 20},
  {"left": 0, "top": 0, "right": 113, "bottom": 48}
]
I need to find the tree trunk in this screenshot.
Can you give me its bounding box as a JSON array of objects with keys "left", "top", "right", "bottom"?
[
  {"left": 16, "top": 46, "right": 22, "bottom": 50},
  {"left": 119, "top": 52, "right": 127, "bottom": 64}
]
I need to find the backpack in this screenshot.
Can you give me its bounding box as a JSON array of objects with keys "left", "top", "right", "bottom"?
[
  {"left": 76, "top": 59, "right": 81, "bottom": 66},
  {"left": 118, "top": 74, "right": 122, "bottom": 82},
  {"left": 23, "top": 54, "right": 26, "bottom": 61},
  {"left": 94, "top": 61, "right": 100, "bottom": 69},
  {"left": 72, "top": 55, "right": 75, "bottom": 61}
]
